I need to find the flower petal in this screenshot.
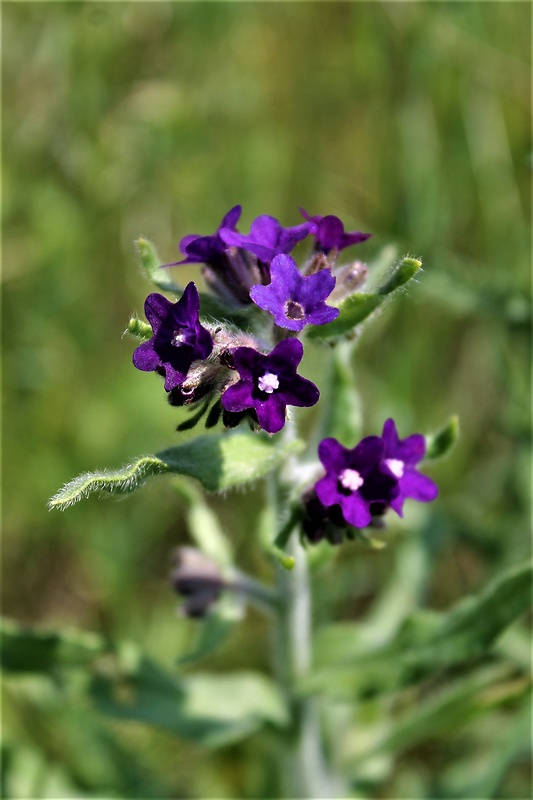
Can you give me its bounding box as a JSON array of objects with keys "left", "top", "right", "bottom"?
[
  {"left": 340, "top": 492, "right": 372, "bottom": 528},
  {"left": 254, "top": 393, "right": 287, "bottom": 434},
  {"left": 318, "top": 438, "right": 350, "bottom": 472},
  {"left": 221, "top": 380, "right": 254, "bottom": 413},
  {"left": 132, "top": 341, "right": 161, "bottom": 372},
  {"left": 400, "top": 470, "right": 438, "bottom": 502}
]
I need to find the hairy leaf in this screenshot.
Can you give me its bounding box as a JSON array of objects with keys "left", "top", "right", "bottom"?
[{"left": 49, "top": 433, "right": 304, "bottom": 509}]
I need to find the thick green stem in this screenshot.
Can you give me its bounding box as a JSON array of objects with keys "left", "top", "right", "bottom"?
[{"left": 270, "top": 420, "right": 337, "bottom": 799}]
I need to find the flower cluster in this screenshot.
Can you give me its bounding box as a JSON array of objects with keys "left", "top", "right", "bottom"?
[
  {"left": 303, "top": 419, "right": 438, "bottom": 544},
  {"left": 132, "top": 206, "right": 371, "bottom": 434}
]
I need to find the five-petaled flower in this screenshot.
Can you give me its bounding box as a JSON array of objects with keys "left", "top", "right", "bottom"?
[
  {"left": 380, "top": 418, "right": 438, "bottom": 517},
  {"left": 315, "top": 435, "right": 395, "bottom": 528},
  {"left": 219, "top": 214, "right": 316, "bottom": 266},
  {"left": 313, "top": 421, "right": 438, "bottom": 530},
  {"left": 300, "top": 208, "right": 372, "bottom": 254},
  {"left": 221, "top": 338, "right": 319, "bottom": 434},
  {"left": 132, "top": 283, "right": 213, "bottom": 392},
  {"left": 249, "top": 254, "right": 339, "bottom": 331}
]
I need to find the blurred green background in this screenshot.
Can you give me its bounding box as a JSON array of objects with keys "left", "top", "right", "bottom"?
[{"left": 3, "top": 3, "right": 531, "bottom": 798}]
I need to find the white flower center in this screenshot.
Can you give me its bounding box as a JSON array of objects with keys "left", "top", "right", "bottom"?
[
  {"left": 258, "top": 372, "right": 279, "bottom": 394},
  {"left": 339, "top": 468, "right": 364, "bottom": 492},
  {"left": 385, "top": 458, "right": 404, "bottom": 478},
  {"left": 172, "top": 329, "right": 188, "bottom": 346}
]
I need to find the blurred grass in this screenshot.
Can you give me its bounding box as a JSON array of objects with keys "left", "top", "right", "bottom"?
[{"left": 2, "top": 3, "right": 531, "bottom": 798}]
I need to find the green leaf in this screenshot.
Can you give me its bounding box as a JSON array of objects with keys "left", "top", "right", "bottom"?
[
  {"left": 425, "top": 415, "right": 460, "bottom": 459},
  {"left": 377, "top": 256, "right": 422, "bottom": 295},
  {"left": 305, "top": 560, "right": 533, "bottom": 698},
  {"left": 306, "top": 256, "right": 422, "bottom": 340},
  {"left": 350, "top": 664, "right": 528, "bottom": 766},
  {"left": 91, "top": 663, "right": 288, "bottom": 747},
  {"left": 48, "top": 456, "right": 171, "bottom": 510},
  {"left": 49, "top": 433, "right": 304, "bottom": 509},
  {"left": 177, "top": 594, "right": 244, "bottom": 666},
  {"left": 136, "top": 237, "right": 183, "bottom": 294},
  {"left": 0, "top": 619, "right": 106, "bottom": 674},
  {"left": 173, "top": 479, "right": 233, "bottom": 567},
  {"left": 158, "top": 433, "right": 304, "bottom": 492}
]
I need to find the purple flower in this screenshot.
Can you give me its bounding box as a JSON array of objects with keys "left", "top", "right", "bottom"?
[
  {"left": 315, "top": 436, "right": 397, "bottom": 528},
  {"left": 221, "top": 338, "right": 319, "bottom": 434},
  {"left": 167, "top": 205, "right": 242, "bottom": 268},
  {"left": 299, "top": 208, "right": 372, "bottom": 254},
  {"left": 219, "top": 214, "right": 316, "bottom": 265},
  {"left": 380, "top": 418, "right": 438, "bottom": 517},
  {"left": 132, "top": 283, "right": 213, "bottom": 392},
  {"left": 249, "top": 254, "right": 339, "bottom": 331}
]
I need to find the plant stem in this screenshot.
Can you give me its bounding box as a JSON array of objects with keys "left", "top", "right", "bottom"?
[{"left": 270, "top": 420, "right": 337, "bottom": 799}]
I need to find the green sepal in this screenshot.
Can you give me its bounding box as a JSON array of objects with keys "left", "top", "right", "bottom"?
[
  {"left": 176, "top": 401, "right": 210, "bottom": 432},
  {"left": 425, "top": 415, "right": 460, "bottom": 460},
  {"left": 306, "top": 256, "right": 422, "bottom": 340},
  {"left": 136, "top": 237, "right": 183, "bottom": 294},
  {"left": 49, "top": 433, "right": 305, "bottom": 509},
  {"left": 126, "top": 317, "right": 153, "bottom": 341}
]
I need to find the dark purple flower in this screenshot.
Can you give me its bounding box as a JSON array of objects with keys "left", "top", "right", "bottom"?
[
  {"left": 249, "top": 254, "right": 339, "bottom": 331},
  {"left": 380, "top": 418, "right": 438, "bottom": 517},
  {"left": 300, "top": 208, "right": 372, "bottom": 254},
  {"left": 221, "top": 338, "right": 319, "bottom": 434},
  {"left": 167, "top": 205, "right": 242, "bottom": 268},
  {"left": 219, "top": 214, "right": 316, "bottom": 265},
  {"left": 315, "top": 436, "right": 396, "bottom": 528},
  {"left": 132, "top": 283, "right": 213, "bottom": 392}
]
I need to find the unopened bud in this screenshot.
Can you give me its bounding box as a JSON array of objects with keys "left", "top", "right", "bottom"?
[
  {"left": 330, "top": 261, "right": 368, "bottom": 303},
  {"left": 170, "top": 547, "right": 223, "bottom": 618}
]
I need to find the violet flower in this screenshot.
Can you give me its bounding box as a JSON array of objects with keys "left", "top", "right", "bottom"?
[
  {"left": 300, "top": 208, "right": 371, "bottom": 254},
  {"left": 219, "top": 214, "right": 316, "bottom": 265},
  {"left": 380, "top": 418, "right": 438, "bottom": 517},
  {"left": 315, "top": 436, "right": 397, "bottom": 528},
  {"left": 221, "top": 338, "right": 319, "bottom": 434},
  {"left": 132, "top": 283, "right": 213, "bottom": 392},
  {"left": 249, "top": 254, "right": 339, "bottom": 331},
  {"left": 167, "top": 205, "right": 242, "bottom": 269}
]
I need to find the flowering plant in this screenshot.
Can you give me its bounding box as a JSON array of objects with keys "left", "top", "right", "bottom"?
[{"left": 47, "top": 205, "right": 465, "bottom": 795}]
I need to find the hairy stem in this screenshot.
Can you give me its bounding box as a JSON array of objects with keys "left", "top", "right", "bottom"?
[{"left": 270, "top": 420, "right": 336, "bottom": 799}]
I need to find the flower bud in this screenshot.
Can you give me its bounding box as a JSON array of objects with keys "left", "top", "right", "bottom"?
[
  {"left": 170, "top": 547, "right": 223, "bottom": 618},
  {"left": 329, "top": 261, "right": 368, "bottom": 303}
]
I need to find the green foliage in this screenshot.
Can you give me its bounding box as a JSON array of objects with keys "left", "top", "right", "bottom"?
[
  {"left": 307, "top": 256, "right": 422, "bottom": 339},
  {"left": 49, "top": 433, "right": 304, "bottom": 508},
  {"left": 425, "top": 415, "right": 460, "bottom": 460},
  {"left": 306, "top": 560, "right": 533, "bottom": 697}
]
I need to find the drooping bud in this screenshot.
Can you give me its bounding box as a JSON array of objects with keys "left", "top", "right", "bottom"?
[{"left": 170, "top": 547, "right": 223, "bottom": 618}]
